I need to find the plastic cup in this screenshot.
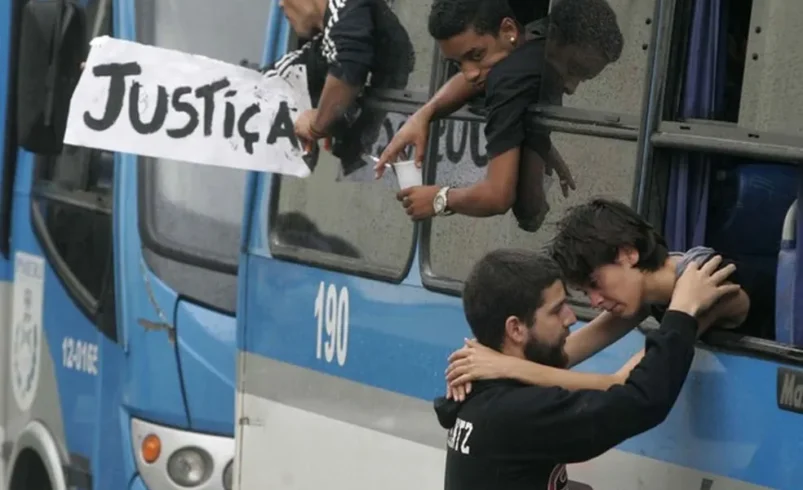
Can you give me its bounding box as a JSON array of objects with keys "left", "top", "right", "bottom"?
[{"left": 391, "top": 160, "right": 422, "bottom": 190}]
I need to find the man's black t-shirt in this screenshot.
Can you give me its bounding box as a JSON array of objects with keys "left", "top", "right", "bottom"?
[
  {"left": 483, "top": 39, "right": 552, "bottom": 160},
  {"left": 435, "top": 310, "right": 700, "bottom": 490},
  {"left": 265, "top": 0, "right": 413, "bottom": 103},
  {"left": 261, "top": 0, "right": 414, "bottom": 172}
]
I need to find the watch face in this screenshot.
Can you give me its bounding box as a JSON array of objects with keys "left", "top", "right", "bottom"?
[{"left": 434, "top": 195, "right": 445, "bottom": 213}]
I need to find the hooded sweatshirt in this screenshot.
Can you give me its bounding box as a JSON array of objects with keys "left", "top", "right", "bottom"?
[{"left": 434, "top": 310, "right": 700, "bottom": 490}]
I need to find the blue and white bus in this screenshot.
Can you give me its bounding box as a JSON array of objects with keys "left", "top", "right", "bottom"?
[
  {"left": 0, "top": 0, "right": 275, "bottom": 488},
  {"left": 233, "top": 0, "right": 803, "bottom": 489}
]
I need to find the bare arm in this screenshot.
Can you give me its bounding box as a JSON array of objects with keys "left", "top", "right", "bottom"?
[
  {"left": 499, "top": 356, "right": 624, "bottom": 391},
  {"left": 377, "top": 73, "right": 481, "bottom": 170},
  {"left": 698, "top": 284, "right": 749, "bottom": 330},
  {"left": 418, "top": 73, "right": 483, "bottom": 121},
  {"left": 312, "top": 75, "right": 362, "bottom": 135},
  {"left": 611, "top": 284, "right": 749, "bottom": 381},
  {"left": 564, "top": 308, "right": 648, "bottom": 368},
  {"left": 445, "top": 148, "right": 520, "bottom": 216}
]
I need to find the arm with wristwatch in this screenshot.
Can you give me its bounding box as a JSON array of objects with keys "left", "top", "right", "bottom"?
[
  {"left": 394, "top": 144, "right": 522, "bottom": 220},
  {"left": 382, "top": 74, "right": 528, "bottom": 221}
]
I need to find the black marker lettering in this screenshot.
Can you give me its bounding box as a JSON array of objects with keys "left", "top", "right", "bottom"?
[
  {"left": 435, "top": 120, "right": 448, "bottom": 163},
  {"left": 470, "top": 122, "right": 488, "bottom": 167},
  {"left": 223, "top": 90, "right": 237, "bottom": 138},
  {"left": 83, "top": 62, "right": 142, "bottom": 131},
  {"left": 266, "top": 101, "right": 299, "bottom": 150},
  {"left": 446, "top": 120, "right": 468, "bottom": 163},
  {"left": 194, "top": 78, "right": 231, "bottom": 136},
  {"left": 166, "top": 87, "right": 199, "bottom": 138},
  {"left": 129, "top": 82, "right": 168, "bottom": 134},
  {"left": 237, "top": 103, "right": 260, "bottom": 154}
]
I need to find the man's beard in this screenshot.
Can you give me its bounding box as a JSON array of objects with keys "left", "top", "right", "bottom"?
[{"left": 523, "top": 336, "right": 568, "bottom": 368}]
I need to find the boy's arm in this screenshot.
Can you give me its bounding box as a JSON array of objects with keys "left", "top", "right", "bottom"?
[
  {"left": 313, "top": 76, "right": 362, "bottom": 135},
  {"left": 420, "top": 73, "right": 484, "bottom": 121},
  {"left": 564, "top": 308, "right": 649, "bottom": 368},
  {"left": 312, "top": 0, "right": 374, "bottom": 134},
  {"left": 443, "top": 66, "right": 540, "bottom": 216},
  {"left": 698, "top": 283, "right": 749, "bottom": 330},
  {"left": 376, "top": 74, "right": 481, "bottom": 171},
  {"left": 498, "top": 356, "right": 624, "bottom": 390},
  {"left": 680, "top": 250, "right": 750, "bottom": 330},
  {"left": 443, "top": 148, "right": 521, "bottom": 216}
]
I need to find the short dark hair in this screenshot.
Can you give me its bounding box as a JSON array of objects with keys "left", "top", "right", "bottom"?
[
  {"left": 428, "top": 0, "right": 516, "bottom": 41},
  {"left": 550, "top": 198, "right": 668, "bottom": 287},
  {"left": 549, "top": 0, "right": 624, "bottom": 63},
  {"left": 462, "top": 249, "right": 563, "bottom": 350}
]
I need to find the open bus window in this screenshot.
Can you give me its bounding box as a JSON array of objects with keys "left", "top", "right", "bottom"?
[
  {"left": 269, "top": 110, "right": 415, "bottom": 281},
  {"left": 423, "top": 120, "right": 639, "bottom": 303},
  {"left": 664, "top": 0, "right": 803, "bottom": 141},
  {"left": 654, "top": 0, "right": 803, "bottom": 350},
  {"left": 651, "top": 147, "right": 796, "bottom": 345}
]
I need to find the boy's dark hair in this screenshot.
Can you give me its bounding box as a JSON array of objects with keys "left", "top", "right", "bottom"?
[
  {"left": 462, "top": 249, "right": 563, "bottom": 350},
  {"left": 550, "top": 198, "right": 668, "bottom": 287},
  {"left": 549, "top": 0, "right": 624, "bottom": 63},
  {"left": 428, "top": 0, "right": 516, "bottom": 41}
]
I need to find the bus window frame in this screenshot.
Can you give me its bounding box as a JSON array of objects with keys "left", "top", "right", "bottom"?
[
  {"left": 417, "top": 38, "right": 653, "bottom": 312},
  {"left": 265, "top": 98, "right": 421, "bottom": 285},
  {"left": 416, "top": 0, "right": 803, "bottom": 366},
  {"left": 0, "top": 0, "right": 25, "bottom": 258},
  {"left": 639, "top": 0, "right": 803, "bottom": 364},
  {"left": 24, "top": 0, "right": 117, "bottom": 334},
  {"left": 656, "top": 0, "right": 803, "bottom": 151},
  {"left": 29, "top": 156, "right": 113, "bottom": 325},
  {"left": 265, "top": 34, "right": 446, "bottom": 284},
  {"left": 132, "top": 0, "right": 268, "bottom": 315},
  {"left": 137, "top": 159, "right": 239, "bottom": 276}
]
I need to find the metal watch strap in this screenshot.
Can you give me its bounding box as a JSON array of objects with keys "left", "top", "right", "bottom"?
[{"left": 436, "top": 186, "right": 454, "bottom": 216}]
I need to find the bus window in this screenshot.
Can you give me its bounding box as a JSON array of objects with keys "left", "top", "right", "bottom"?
[
  {"left": 660, "top": 0, "right": 803, "bottom": 140},
  {"left": 381, "top": 0, "right": 434, "bottom": 95},
  {"left": 135, "top": 0, "right": 271, "bottom": 313},
  {"left": 738, "top": 1, "right": 803, "bottom": 136},
  {"left": 29, "top": 0, "right": 114, "bottom": 322},
  {"left": 538, "top": 0, "right": 656, "bottom": 116},
  {"left": 32, "top": 147, "right": 114, "bottom": 315},
  {"left": 424, "top": 118, "right": 639, "bottom": 294},
  {"left": 649, "top": 0, "right": 803, "bottom": 349},
  {"left": 269, "top": 110, "right": 416, "bottom": 281}
]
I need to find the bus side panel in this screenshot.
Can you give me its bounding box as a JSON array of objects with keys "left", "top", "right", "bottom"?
[
  {"left": 4, "top": 154, "right": 84, "bottom": 481},
  {"left": 237, "top": 254, "right": 803, "bottom": 489},
  {"left": 236, "top": 256, "right": 458, "bottom": 490}
]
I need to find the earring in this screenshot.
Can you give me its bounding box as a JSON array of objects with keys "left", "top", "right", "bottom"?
[{"left": 510, "top": 37, "right": 516, "bottom": 44}]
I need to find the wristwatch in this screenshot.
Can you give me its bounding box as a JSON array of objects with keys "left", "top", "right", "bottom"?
[{"left": 433, "top": 186, "right": 454, "bottom": 216}]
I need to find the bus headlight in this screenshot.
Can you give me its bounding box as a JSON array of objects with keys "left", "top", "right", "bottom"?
[
  {"left": 167, "top": 447, "right": 212, "bottom": 486},
  {"left": 222, "top": 460, "right": 233, "bottom": 490}
]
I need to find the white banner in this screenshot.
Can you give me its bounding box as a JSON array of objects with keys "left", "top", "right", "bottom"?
[{"left": 64, "top": 36, "right": 313, "bottom": 178}]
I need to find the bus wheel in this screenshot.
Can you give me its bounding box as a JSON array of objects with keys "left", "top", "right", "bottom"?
[{"left": 9, "top": 448, "right": 52, "bottom": 490}]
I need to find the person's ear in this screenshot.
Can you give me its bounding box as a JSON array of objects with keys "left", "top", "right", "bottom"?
[
  {"left": 616, "top": 246, "right": 640, "bottom": 267},
  {"left": 504, "top": 315, "right": 528, "bottom": 345},
  {"left": 500, "top": 17, "right": 519, "bottom": 45}
]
